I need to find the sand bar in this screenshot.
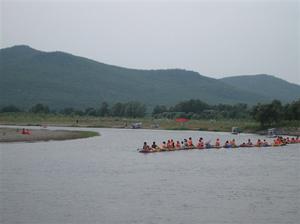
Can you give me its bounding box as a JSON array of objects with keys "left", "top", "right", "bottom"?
[{"left": 0, "top": 127, "right": 99, "bottom": 143}]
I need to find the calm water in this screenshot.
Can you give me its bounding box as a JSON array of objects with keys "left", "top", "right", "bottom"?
[{"left": 0, "top": 127, "right": 299, "bottom": 224}]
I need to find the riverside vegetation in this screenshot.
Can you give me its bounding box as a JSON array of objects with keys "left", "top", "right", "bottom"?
[{"left": 1, "top": 99, "right": 299, "bottom": 134}]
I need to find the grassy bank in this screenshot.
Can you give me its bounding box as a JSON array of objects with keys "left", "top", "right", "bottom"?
[
  {"left": 0, "top": 112, "right": 259, "bottom": 132},
  {"left": 0, "top": 112, "right": 299, "bottom": 134}
]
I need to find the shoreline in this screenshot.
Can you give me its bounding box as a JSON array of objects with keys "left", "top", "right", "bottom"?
[
  {"left": 0, "top": 113, "right": 299, "bottom": 138},
  {"left": 0, "top": 127, "right": 99, "bottom": 143},
  {"left": 1, "top": 122, "right": 299, "bottom": 137}
]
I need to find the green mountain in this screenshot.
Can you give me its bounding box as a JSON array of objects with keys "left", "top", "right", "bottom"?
[
  {"left": 220, "top": 75, "right": 300, "bottom": 102},
  {"left": 1, "top": 45, "right": 299, "bottom": 109}
]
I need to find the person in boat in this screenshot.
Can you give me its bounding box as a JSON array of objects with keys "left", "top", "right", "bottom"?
[
  {"left": 281, "top": 137, "right": 287, "bottom": 144},
  {"left": 143, "top": 142, "right": 151, "bottom": 151},
  {"left": 276, "top": 137, "right": 282, "bottom": 145},
  {"left": 279, "top": 136, "right": 285, "bottom": 144},
  {"left": 167, "top": 140, "right": 171, "bottom": 148},
  {"left": 188, "top": 137, "right": 194, "bottom": 148},
  {"left": 205, "top": 140, "right": 212, "bottom": 149},
  {"left": 290, "top": 137, "right": 296, "bottom": 143},
  {"left": 168, "top": 139, "right": 175, "bottom": 151},
  {"left": 256, "top": 139, "right": 262, "bottom": 147},
  {"left": 247, "top": 139, "right": 253, "bottom": 146},
  {"left": 21, "top": 128, "right": 31, "bottom": 135},
  {"left": 175, "top": 141, "right": 181, "bottom": 149},
  {"left": 183, "top": 139, "right": 189, "bottom": 149},
  {"left": 197, "top": 138, "right": 204, "bottom": 149},
  {"left": 161, "top": 141, "right": 168, "bottom": 150},
  {"left": 273, "top": 137, "right": 282, "bottom": 146},
  {"left": 151, "top": 141, "right": 158, "bottom": 149},
  {"left": 286, "top": 137, "right": 290, "bottom": 144},
  {"left": 240, "top": 142, "right": 247, "bottom": 147},
  {"left": 230, "top": 139, "right": 237, "bottom": 147},
  {"left": 181, "top": 141, "right": 184, "bottom": 149},
  {"left": 224, "top": 140, "right": 231, "bottom": 148},
  {"left": 171, "top": 139, "right": 175, "bottom": 149},
  {"left": 215, "top": 138, "right": 221, "bottom": 147},
  {"left": 262, "top": 139, "right": 269, "bottom": 146}
]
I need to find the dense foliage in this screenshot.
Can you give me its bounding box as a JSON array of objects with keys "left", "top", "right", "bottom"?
[
  {"left": 152, "top": 99, "right": 250, "bottom": 120},
  {"left": 3, "top": 102, "right": 147, "bottom": 118},
  {"left": 30, "top": 103, "right": 50, "bottom": 114},
  {"left": 152, "top": 99, "right": 300, "bottom": 127},
  {"left": 1, "top": 99, "right": 299, "bottom": 127},
  {"left": 0, "top": 105, "right": 22, "bottom": 113},
  {"left": 251, "top": 99, "right": 300, "bottom": 127}
]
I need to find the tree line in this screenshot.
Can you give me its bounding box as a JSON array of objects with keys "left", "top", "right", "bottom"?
[
  {"left": 0, "top": 101, "right": 147, "bottom": 118},
  {"left": 251, "top": 99, "right": 300, "bottom": 127},
  {"left": 152, "top": 100, "right": 249, "bottom": 120},
  {"left": 152, "top": 99, "right": 300, "bottom": 127},
  {"left": 1, "top": 99, "right": 299, "bottom": 126}
]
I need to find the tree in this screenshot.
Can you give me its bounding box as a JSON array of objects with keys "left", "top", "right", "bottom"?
[
  {"left": 61, "top": 107, "right": 75, "bottom": 115},
  {"left": 251, "top": 103, "right": 271, "bottom": 127},
  {"left": 124, "top": 102, "right": 146, "bottom": 118},
  {"left": 284, "top": 99, "right": 300, "bottom": 120},
  {"left": 172, "top": 99, "right": 209, "bottom": 113},
  {"left": 152, "top": 105, "right": 168, "bottom": 116},
  {"left": 99, "top": 102, "right": 110, "bottom": 116},
  {"left": 111, "top": 102, "right": 125, "bottom": 117},
  {"left": 269, "top": 100, "right": 283, "bottom": 124},
  {"left": 251, "top": 100, "right": 283, "bottom": 127},
  {"left": 84, "top": 107, "right": 97, "bottom": 116},
  {"left": 30, "top": 103, "right": 50, "bottom": 114},
  {"left": 1, "top": 105, "right": 21, "bottom": 113}
]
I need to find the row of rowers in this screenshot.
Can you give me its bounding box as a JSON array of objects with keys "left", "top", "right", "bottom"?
[{"left": 142, "top": 136, "right": 300, "bottom": 151}]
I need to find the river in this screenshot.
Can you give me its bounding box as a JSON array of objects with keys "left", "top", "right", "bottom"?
[{"left": 0, "top": 127, "right": 299, "bottom": 224}]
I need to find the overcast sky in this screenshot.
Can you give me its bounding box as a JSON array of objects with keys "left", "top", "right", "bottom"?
[{"left": 1, "top": 0, "right": 299, "bottom": 84}]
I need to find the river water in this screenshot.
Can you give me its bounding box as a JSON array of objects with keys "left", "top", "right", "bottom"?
[{"left": 0, "top": 127, "right": 299, "bottom": 224}]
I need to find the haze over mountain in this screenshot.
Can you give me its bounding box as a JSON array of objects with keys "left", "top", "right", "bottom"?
[
  {"left": 1, "top": 45, "right": 299, "bottom": 110},
  {"left": 220, "top": 75, "right": 300, "bottom": 103}
]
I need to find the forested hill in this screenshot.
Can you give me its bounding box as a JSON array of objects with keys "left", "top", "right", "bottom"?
[
  {"left": 1, "top": 45, "right": 299, "bottom": 109},
  {"left": 220, "top": 75, "right": 300, "bottom": 102}
]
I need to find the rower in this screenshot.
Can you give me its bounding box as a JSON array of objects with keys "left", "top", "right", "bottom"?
[
  {"left": 215, "top": 138, "right": 221, "bottom": 147},
  {"left": 161, "top": 141, "right": 167, "bottom": 149},
  {"left": 143, "top": 142, "right": 150, "bottom": 151},
  {"left": 230, "top": 139, "right": 236, "bottom": 147},
  {"left": 151, "top": 141, "right": 158, "bottom": 149},
  {"left": 197, "top": 138, "right": 204, "bottom": 148},
  {"left": 247, "top": 139, "right": 253, "bottom": 146},
  {"left": 188, "top": 137, "right": 193, "bottom": 147},
  {"left": 256, "top": 139, "right": 262, "bottom": 147}
]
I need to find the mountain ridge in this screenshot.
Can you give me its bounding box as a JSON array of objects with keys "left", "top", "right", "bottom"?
[
  {"left": 220, "top": 74, "right": 300, "bottom": 102},
  {"left": 1, "top": 45, "right": 299, "bottom": 109}
]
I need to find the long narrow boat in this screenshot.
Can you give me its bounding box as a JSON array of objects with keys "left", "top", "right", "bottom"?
[
  {"left": 272, "top": 143, "right": 287, "bottom": 147},
  {"left": 138, "top": 149, "right": 156, "bottom": 153},
  {"left": 138, "top": 142, "right": 290, "bottom": 153}
]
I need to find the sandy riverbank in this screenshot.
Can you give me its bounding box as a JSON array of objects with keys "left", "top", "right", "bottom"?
[{"left": 0, "top": 127, "right": 99, "bottom": 143}]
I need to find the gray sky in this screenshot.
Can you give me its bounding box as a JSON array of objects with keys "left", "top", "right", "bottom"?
[{"left": 1, "top": 0, "right": 299, "bottom": 84}]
